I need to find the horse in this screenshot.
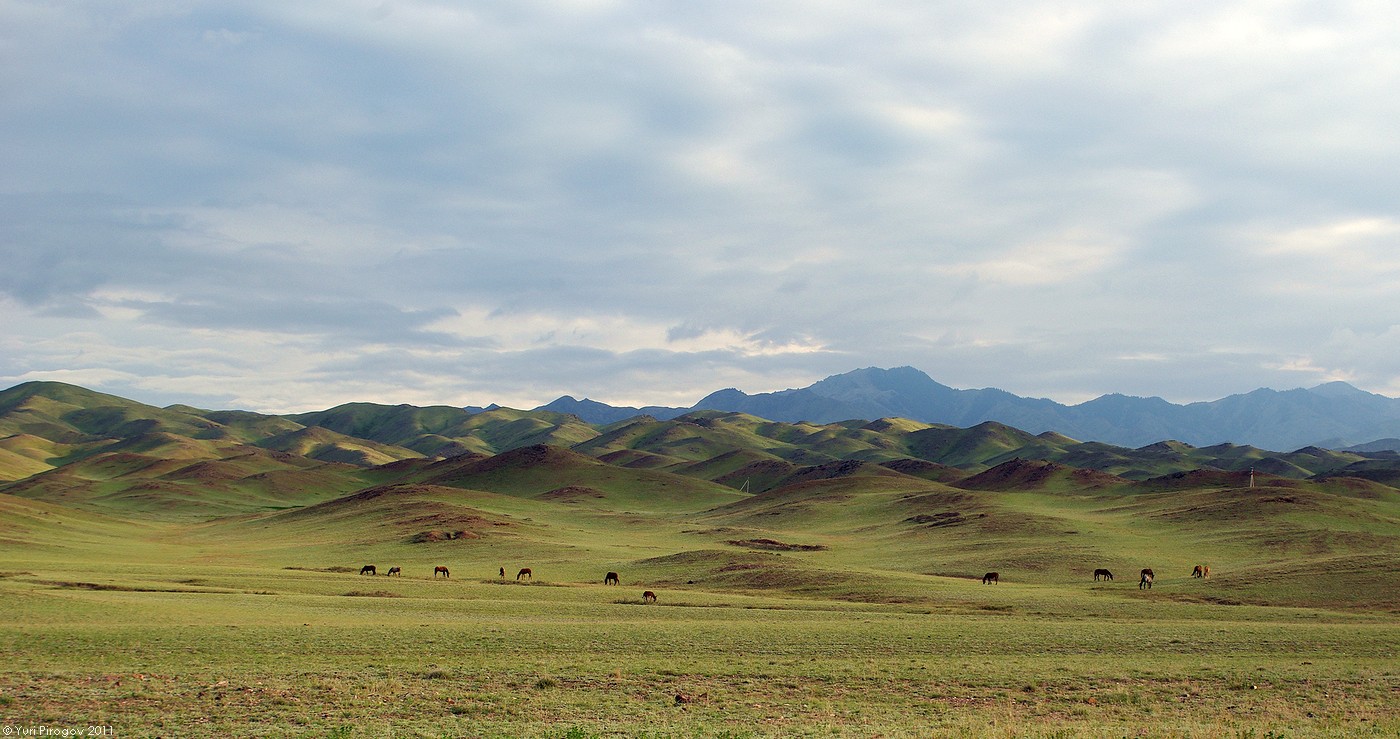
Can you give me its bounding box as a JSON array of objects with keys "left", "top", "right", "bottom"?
[
  {"left": 386, "top": 566, "right": 401, "bottom": 577},
  {"left": 1140, "top": 568, "right": 1154, "bottom": 590},
  {"left": 1094, "top": 568, "right": 1113, "bottom": 581},
  {"left": 604, "top": 571, "right": 620, "bottom": 585},
  {"left": 642, "top": 590, "right": 657, "bottom": 603},
  {"left": 499, "top": 567, "right": 505, "bottom": 578},
  {"left": 433, "top": 566, "right": 450, "bottom": 579},
  {"left": 516, "top": 568, "right": 532, "bottom": 581},
  {"left": 1192, "top": 564, "right": 1210, "bottom": 579},
  {"left": 359, "top": 565, "right": 376, "bottom": 576},
  {"left": 982, "top": 572, "right": 999, "bottom": 585}
]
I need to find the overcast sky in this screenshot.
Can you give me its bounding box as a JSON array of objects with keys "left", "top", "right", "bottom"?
[{"left": 4, "top": 1, "right": 1400, "bottom": 413}]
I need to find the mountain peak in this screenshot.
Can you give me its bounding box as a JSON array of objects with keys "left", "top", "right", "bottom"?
[{"left": 1308, "top": 381, "right": 1371, "bottom": 399}]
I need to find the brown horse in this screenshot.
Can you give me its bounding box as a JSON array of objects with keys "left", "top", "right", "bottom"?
[
  {"left": 433, "top": 566, "right": 450, "bottom": 579},
  {"left": 1094, "top": 568, "right": 1113, "bottom": 581},
  {"left": 642, "top": 590, "right": 657, "bottom": 603},
  {"left": 1192, "top": 564, "right": 1210, "bottom": 579},
  {"left": 516, "top": 568, "right": 532, "bottom": 581},
  {"left": 604, "top": 571, "right": 620, "bottom": 585},
  {"left": 359, "top": 565, "right": 376, "bottom": 576},
  {"left": 1140, "top": 568, "right": 1154, "bottom": 589},
  {"left": 386, "top": 566, "right": 401, "bottom": 577},
  {"left": 982, "top": 572, "right": 999, "bottom": 585},
  {"left": 499, "top": 567, "right": 505, "bottom": 578}
]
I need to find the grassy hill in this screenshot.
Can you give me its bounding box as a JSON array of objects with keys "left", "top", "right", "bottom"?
[{"left": 1, "top": 380, "right": 1398, "bottom": 611}]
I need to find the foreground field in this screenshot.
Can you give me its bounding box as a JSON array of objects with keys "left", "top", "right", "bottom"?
[{"left": 1, "top": 558, "right": 1396, "bottom": 738}]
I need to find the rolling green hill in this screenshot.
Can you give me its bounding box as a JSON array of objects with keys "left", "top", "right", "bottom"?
[{"left": 2, "top": 379, "right": 1399, "bottom": 611}]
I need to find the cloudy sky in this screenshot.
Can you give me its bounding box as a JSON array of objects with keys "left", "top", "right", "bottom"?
[{"left": 4, "top": 1, "right": 1400, "bottom": 413}]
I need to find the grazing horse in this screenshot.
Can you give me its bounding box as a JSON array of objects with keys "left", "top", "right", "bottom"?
[
  {"left": 1094, "top": 568, "right": 1113, "bottom": 581},
  {"left": 1192, "top": 564, "right": 1210, "bottom": 579},
  {"left": 1140, "top": 568, "right": 1154, "bottom": 590},
  {"left": 982, "top": 572, "right": 999, "bottom": 585},
  {"left": 499, "top": 567, "right": 505, "bottom": 578},
  {"left": 386, "top": 566, "right": 401, "bottom": 577},
  {"left": 642, "top": 590, "right": 657, "bottom": 603},
  {"left": 604, "top": 571, "right": 620, "bottom": 585},
  {"left": 516, "top": 568, "right": 532, "bottom": 581},
  {"left": 359, "top": 565, "right": 376, "bottom": 576},
  {"left": 433, "top": 566, "right": 450, "bottom": 579}
]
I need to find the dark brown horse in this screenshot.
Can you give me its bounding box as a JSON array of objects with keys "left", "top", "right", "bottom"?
[
  {"left": 386, "top": 566, "right": 401, "bottom": 577},
  {"left": 499, "top": 567, "right": 505, "bottom": 578},
  {"left": 1192, "top": 564, "right": 1210, "bottom": 579},
  {"left": 1094, "top": 568, "right": 1113, "bottom": 581},
  {"left": 516, "top": 568, "right": 532, "bottom": 581},
  {"left": 1140, "top": 568, "right": 1154, "bottom": 589},
  {"left": 642, "top": 590, "right": 657, "bottom": 603},
  {"left": 433, "top": 566, "right": 450, "bottom": 579},
  {"left": 982, "top": 572, "right": 999, "bottom": 585},
  {"left": 604, "top": 571, "right": 620, "bottom": 585},
  {"left": 359, "top": 565, "right": 376, "bottom": 576}
]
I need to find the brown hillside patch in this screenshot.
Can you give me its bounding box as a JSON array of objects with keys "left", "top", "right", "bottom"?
[
  {"left": 726, "top": 538, "right": 827, "bottom": 552},
  {"left": 408, "top": 529, "right": 481, "bottom": 543},
  {"left": 597, "top": 449, "right": 675, "bottom": 469},
  {"left": 776, "top": 460, "right": 897, "bottom": 488},
  {"left": 472, "top": 444, "right": 595, "bottom": 473},
  {"left": 904, "top": 511, "right": 979, "bottom": 528},
  {"left": 537, "top": 485, "right": 607, "bottom": 502},
  {"left": 1150, "top": 487, "right": 1325, "bottom": 525},
  {"left": 879, "top": 458, "right": 966, "bottom": 483},
  {"left": 896, "top": 491, "right": 988, "bottom": 527},
  {"left": 1134, "top": 469, "right": 1290, "bottom": 492},
  {"left": 160, "top": 460, "right": 245, "bottom": 481},
  {"left": 955, "top": 459, "right": 1059, "bottom": 490}
]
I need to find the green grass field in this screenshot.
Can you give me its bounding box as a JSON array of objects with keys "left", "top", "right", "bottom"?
[{"left": 1, "top": 481, "right": 1397, "bottom": 738}]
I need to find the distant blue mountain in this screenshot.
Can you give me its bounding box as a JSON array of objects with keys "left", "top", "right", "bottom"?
[{"left": 533, "top": 367, "right": 1400, "bottom": 450}]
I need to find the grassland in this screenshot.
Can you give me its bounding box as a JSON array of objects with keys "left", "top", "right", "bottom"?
[
  {"left": 2, "top": 475, "right": 1398, "bottom": 738},
  {"left": 1, "top": 382, "right": 1397, "bottom": 736}
]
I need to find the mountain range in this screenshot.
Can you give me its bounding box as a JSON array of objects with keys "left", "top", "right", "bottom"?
[
  {"left": 536, "top": 366, "right": 1400, "bottom": 451},
  {"left": 6, "top": 379, "right": 1400, "bottom": 499}
]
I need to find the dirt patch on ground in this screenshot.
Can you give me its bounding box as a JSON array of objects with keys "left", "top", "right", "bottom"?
[
  {"left": 408, "top": 529, "right": 482, "bottom": 543},
  {"left": 536, "top": 485, "right": 607, "bottom": 502},
  {"left": 904, "top": 511, "right": 981, "bottom": 528},
  {"left": 727, "top": 538, "right": 826, "bottom": 551}
]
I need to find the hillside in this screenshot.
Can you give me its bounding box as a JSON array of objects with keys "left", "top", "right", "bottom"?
[{"left": 1, "top": 380, "right": 1399, "bottom": 612}]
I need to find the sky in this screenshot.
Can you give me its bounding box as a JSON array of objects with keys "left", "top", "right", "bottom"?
[{"left": 5, "top": 1, "right": 1400, "bottom": 414}]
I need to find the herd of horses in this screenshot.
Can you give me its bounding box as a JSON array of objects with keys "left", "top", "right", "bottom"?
[
  {"left": 981, "top": 565, "right": 1211, "bottom": 590},
  {"left": 356, "top": 564, "right": 657, "bottom": 602},
  {"left": 355, "top": 562, "right": 1213, "bottom": 600}
]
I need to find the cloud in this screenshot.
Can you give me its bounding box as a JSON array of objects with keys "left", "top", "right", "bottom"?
[{"left": 4, "top": 1, "right": 1400, "bottom": 412}]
